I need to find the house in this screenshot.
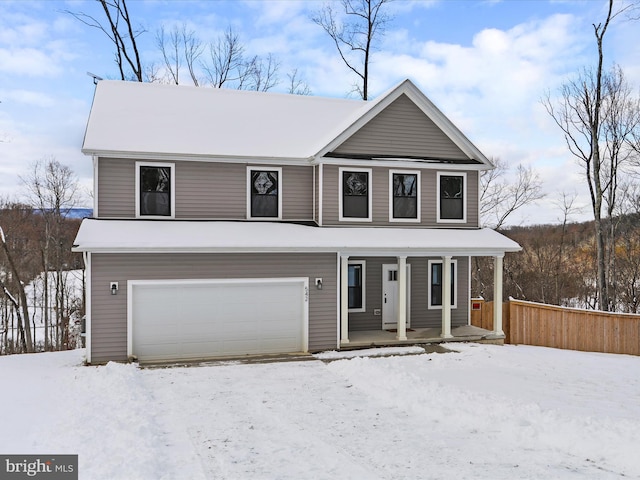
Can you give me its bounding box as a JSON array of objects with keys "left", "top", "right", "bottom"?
[{"left": 73, "top": 79, "right": 521, "bottom": 364}]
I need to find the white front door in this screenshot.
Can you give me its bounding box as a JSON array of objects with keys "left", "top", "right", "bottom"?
[{"left": 382, "top": 264, "right": 411, "bottom": 329}]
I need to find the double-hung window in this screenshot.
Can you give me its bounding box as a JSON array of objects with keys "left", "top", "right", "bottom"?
[
  {"left": 340, "top": 168, "right": 372, "bottom": 222},
  {"left": 437, "top": 172, "right": 466, "bottom": 222},
  {"left": 428, "top": 259, "right": 457, "bottom": 309},
  {"left": 247, "top": 167, "right": 282, "bottom": 219},
  {"left": 347, "top": 260, "right": 366, "bottom": 312},
  {"left": 390, "top": 170, "right": 420, "bottom": 221},
  {"left": 136, "top": 162, "right": 175, "bottom": 218}
]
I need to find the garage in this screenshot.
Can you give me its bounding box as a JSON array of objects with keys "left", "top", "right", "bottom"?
[{"left": 128, "top": 278, "right": 308, "bottom": 362}]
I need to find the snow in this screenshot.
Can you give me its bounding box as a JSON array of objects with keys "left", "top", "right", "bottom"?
[
  {"left": 1, "top": 344, "right": 640, "bottom": 479},
  {"left": 72, "top": 219, "right": 521, "bottom": 256}
]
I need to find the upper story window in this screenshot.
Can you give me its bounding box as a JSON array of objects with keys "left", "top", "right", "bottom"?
[
  {"left": 339, "top": 168, "right": 372, "bottom": 222},
  {"left": 247, "top": 167, "right": 282, "bottom": 219},
  {"left": 390, "top": 170, "right": 420, "bottom": 222},
  {"left": 437, "top": 172, "right": 466, "bottom": 223},
  {"left": 428, "top": 259, "right": 457, "bottom": 309},
  {"left": 136, "top": 162, "right": 175, "bottom": 218}
]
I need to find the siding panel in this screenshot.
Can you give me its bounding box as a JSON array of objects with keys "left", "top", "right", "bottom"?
[
  {"left": 333, "top": 94, "right": 469, "bottom": 160},
  {"left": 97, "top": 158, "right": 313, "bottom": 220},
  {"left": 90, "top": 252, "right": 337, "bottom": 363}
]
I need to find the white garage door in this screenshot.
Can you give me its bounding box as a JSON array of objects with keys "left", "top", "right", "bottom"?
[{"left": 129, "top": 278, "right": 308, "bottom": 362}]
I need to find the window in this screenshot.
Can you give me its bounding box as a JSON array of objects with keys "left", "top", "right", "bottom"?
[
  {"left": 136, "top": 162, "right": 174, "bottom": 218},
  {"left": 428, "top": 259, "right": 457, "bottom": 309},
  {"left": 390, "top": 170, "right": 420, "bottom": 221},
  {"left": 340, "top": 168, "right": 372, "bottom": 221},
  {"left": 247, "top": 168, "right": 281, "bottom": 219},
  {"left": 438, "top": 172, "right": 466, "bottom": 222},
  {"left": 347, "top": 261, "right": 366, "bottom": 312}
]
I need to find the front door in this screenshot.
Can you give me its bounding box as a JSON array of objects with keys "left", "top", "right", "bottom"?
[{"left": 382, "top": 264, "right": 411, "bottom": 329}]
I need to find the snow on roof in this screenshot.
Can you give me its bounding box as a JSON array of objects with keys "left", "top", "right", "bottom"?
[
  {"left": 82, "top": 80, "right": 371, "bottom": 160},
  {"left": 73, "top": 219, "right": 521, "bottom": 256}
]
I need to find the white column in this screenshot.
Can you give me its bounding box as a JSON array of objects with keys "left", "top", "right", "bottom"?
[
  {"left": 493, "top": 255, "right": 504, "bottom": 336},
  {"left": 441, "top": 255, "right": 453, "bottom": 339},
  {"left": 340, "top": 255, "right": 350, "bottom": 344},
  {"left": 396, "top": 256, "right": 408, "bottom": 341}
]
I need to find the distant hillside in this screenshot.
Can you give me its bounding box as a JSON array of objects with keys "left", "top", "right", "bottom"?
[{"left": 33, "top": 208, "right": 93, "bottom": 219}]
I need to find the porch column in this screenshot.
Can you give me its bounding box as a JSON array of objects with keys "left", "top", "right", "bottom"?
[
  {"left": 396, "top": 255, "right": 408, "bottom": 341},
  {"left": 340, "top": 255, "right": 350, "bottom": 344},
  {"left": 493, "top": 255, "right": 504, "bottom": 336},
  {"left": 441, "top": 255, "right": 453, "bottom": 339}
]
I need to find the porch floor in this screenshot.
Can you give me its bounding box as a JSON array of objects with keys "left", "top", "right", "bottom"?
[{"left": 341, "top": 325, "right": 503, "bottom": 350}]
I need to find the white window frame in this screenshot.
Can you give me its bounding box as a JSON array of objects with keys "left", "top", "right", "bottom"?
[
  {"left": 339, "top": 167, "right": 373, "bottom": 222},
  {"left": 437, "top": 171, "right": 467, "bottom": 224},
  {"left": 135, "top": 161, "right": 175, "bottom": 219},
  {"left": 428, "top": 259, "right": 458, "bottom": 309},
  {"left": 347, "top": 260, "right": 366, "bottom": 313},
  {"left": 246, "top": 166, "right": 283, "bottom": 220},
  {"left": 389, "top": 169, "right": 421, "bottom": 223}
]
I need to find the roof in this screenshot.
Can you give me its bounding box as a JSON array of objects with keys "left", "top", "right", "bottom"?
[
  {"left": 82, "top": 79, "right": 493, "bottom": 167},
  {"left": 73, "top": 219, "right": 521, "bottom": 257},
  {"left": 82, "top": 80, "right": 368, "bottom": 161}
]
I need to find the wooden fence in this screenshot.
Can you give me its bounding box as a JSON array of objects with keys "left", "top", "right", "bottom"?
[{"left": 470, "top": 298, "right": 640, "bottom": 356}]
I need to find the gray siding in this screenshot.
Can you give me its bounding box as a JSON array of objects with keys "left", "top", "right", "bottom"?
[
  {"left": 349, "top": 257, "right": 469, "bottom": 331},
  {"left": 90, "top": 252, "right": 337, "bottom": 363},
  {"left": 97, "top": 158, "right": 135, "bottom": 217},
  {"left": 332, "top": 94, "right": 468, "bottom": 160},
  {"left": 97, "top": 158, "right": 313, "bottom": 220},
  {"left": 322, "top": 164, "right": 479, "bottom": 227}
]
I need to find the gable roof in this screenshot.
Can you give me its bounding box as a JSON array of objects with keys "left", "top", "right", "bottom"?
[{"left": 82, "top": 79, "right": 493, "bottom": 168}]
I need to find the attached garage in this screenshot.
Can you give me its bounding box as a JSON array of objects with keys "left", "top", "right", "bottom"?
[{"left": 127, "top": 278, "right": 309, "bottom": 362}]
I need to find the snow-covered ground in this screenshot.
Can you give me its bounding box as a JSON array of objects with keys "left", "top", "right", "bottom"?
[{"left": 1, "top": 344, "right": 639, "bottom": 479}]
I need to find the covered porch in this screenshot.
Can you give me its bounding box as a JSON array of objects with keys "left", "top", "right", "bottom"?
[{"left": 338, "top": 229, "right": 521, "bottom": 348}]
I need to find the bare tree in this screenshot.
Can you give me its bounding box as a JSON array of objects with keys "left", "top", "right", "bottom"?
[
  {"left": 0, "top": 226, "right": 33, "bottom": 352},
  {"left": 202, "top": 27, "right": 246, "bottom": 88},
  {"left": 312, "top": 0, "right": 393, "bottom": 99},
  {"left": 67, "top": 0, "right": 145, "bottom": 81},
  {"left": 156, "top": 24, "right": 204, "bottom": 86},
  {"left": 480, "top": 158, "right": 544, "bottom": 229},
  {"left": 21, "top": 158, "right": 79, "bottom": 350},
  {"left": 541, "top": 0, "right": 636, "bottom": 311},
  {"left": 287, "top": 69, "right": 312, "bottom": 95},
  {"left": 245, "top": 53, "right": 280, "bottom": 92}
]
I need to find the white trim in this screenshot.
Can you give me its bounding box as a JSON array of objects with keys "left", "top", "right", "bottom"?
[
  {"left": 318, "top": 163, "right": 324, "bottom": 226},
  {"left": 246, "top": 166, "right": 283, "bottom": 220},
  {"left": 316, "top": 156, "right": 490, "bottom": 171},
  {"left": 347, "top": 260, "right": 366, "bottom": 313},
  {"left": 340, "top": 255, "right": 349, "bottom": 344},
  {"left": 428, "top": 258, "right": 458, "bottom": 310},
  {"left": 389, "top": 169, "right": 421, "bottom": 223},
  {"left": 467, "top": 256, "right": 472, "bottom": 325},
  {"left": 437, "top": 171, "right": 467, "bottom": 224},
  {"left": 336, "top": 253, "right": 342, "bottom": 348},
  {"left": 312, "top": 165, "right": 316, "bottom": 223},
  {"left": 83, "top": 150, "right": 313, "bottom": 166},
  {"left": 127, "top": 277, "right": 309, "bottom": 359},
  {"left": 92, "top": 156, "right": 99, "bottom": 217},
  {"left": 84, "top": 252, "right": 92, "bottom": 364},
  {"left": 338, "top": 167, "right": 373, "bottom": 222},
  {"left": 135, "top": 161, "right": 176, "bottom": 219}
]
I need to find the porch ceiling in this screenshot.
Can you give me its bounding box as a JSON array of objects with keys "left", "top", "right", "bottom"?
[{"left": 73, "top": 219, "right": 521, "bottom": 256}]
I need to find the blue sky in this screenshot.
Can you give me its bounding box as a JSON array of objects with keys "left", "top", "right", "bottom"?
[{"left": 1, "top": 0, "right": 638, "bottom": 225}]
